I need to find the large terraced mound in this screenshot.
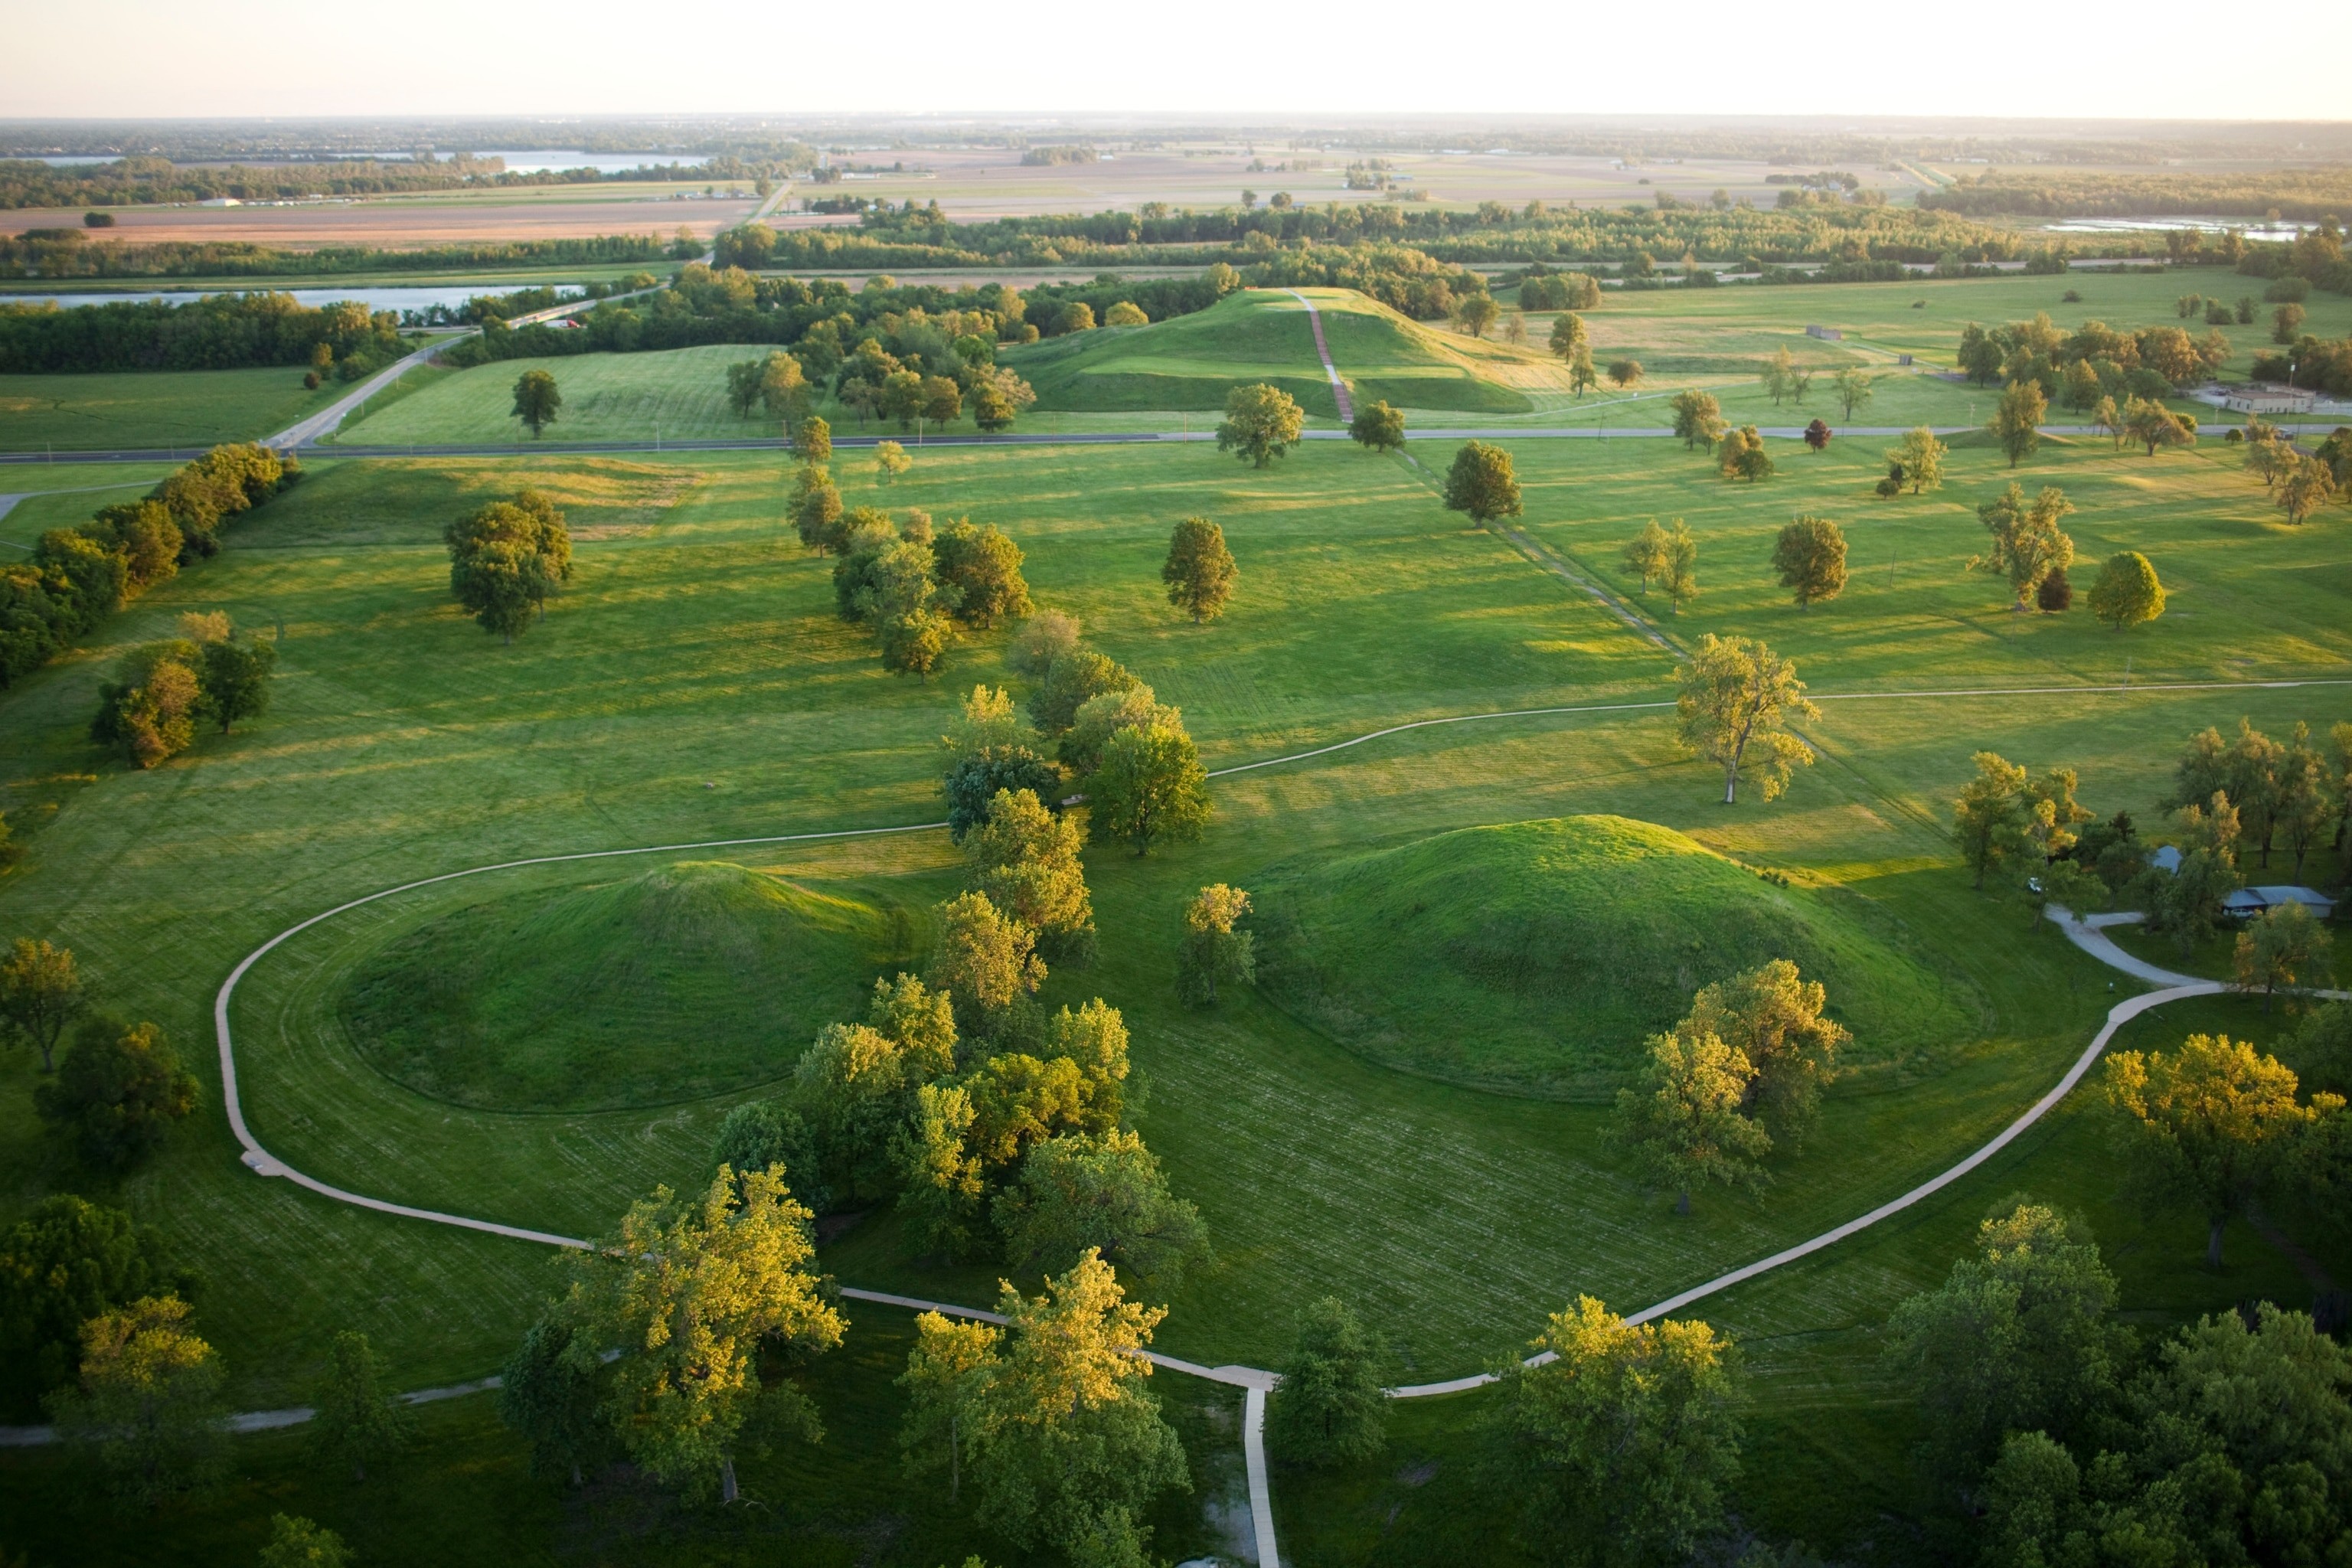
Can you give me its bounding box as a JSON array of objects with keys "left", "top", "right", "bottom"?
[
  {"left": 1001, "top": 288, "right": 1536, "bottom": 416},
  {"left": 1254, "top": 816, "right": 1975, "bottom": 1099},
  {"left": 337, "top": 861, "right": 898, "bottom": 1112}
]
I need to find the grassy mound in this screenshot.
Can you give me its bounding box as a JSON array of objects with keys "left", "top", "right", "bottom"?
[
  {"left": 1001, "top": 289, "right": 1534, "bottom": 416},
  {"left": 1253, "top": 816, "right": 1973, "bottom": 1099},
  {"left": 338, "top": 861, "right": 897, "bottom": 1112}
]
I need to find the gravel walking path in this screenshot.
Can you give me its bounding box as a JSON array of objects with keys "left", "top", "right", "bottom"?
[{"left": 1285, "top": 289, "right": 1354, "bottom": 423}]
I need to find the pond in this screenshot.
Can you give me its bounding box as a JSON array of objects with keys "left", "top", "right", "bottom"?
[{"left": 2046, "top": 217, "right": 2315, "bottom": 243}]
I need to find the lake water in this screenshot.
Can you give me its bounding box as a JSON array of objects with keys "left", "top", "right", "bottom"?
[
  {"left": 474, "top": 151, "right": 710, "bottom": 175},
  {"left": 2047, "top": 217, "right": 2314, "bottom": 243},
  {"left": 0, "top": 285, "right": 585, "bottom": 312}
]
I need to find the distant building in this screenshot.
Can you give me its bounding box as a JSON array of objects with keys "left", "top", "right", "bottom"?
[
  {"left": 1896, "top": 353, "right": 1915, "bottom": 366},
  {"left": 198, "top": 197, "right": 243, "bottom": 207},
  {"left": 2223, "top": 885, "right": 2337, "bottom": 920},
  {"left": 1805, "top": 325, "right": 1844, "bottom": 341},
  {"left": 2224, "top": 385, "right": 2317, "bottom": 414},
  {"left": 2148, "top": 845, "right": 2184, "bottom": 874}
]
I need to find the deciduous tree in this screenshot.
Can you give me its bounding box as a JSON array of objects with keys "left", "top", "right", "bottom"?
[
  {"left": 33, "top": 1018, "right": 197, "bottom": 1169},
  {"left": 558, "top": 1166, "right": 843, "bottom": 1502},
  {"left": 1687, "top": 961, "right": 1847, "bottom": 1148},
  {"left": 498, "top": 1317, "right": 608, "bottom": 1487},
  {"left": 2234, "top": 903, "right": 2331, "bottom": 1011},
  {"left": 2087, "top": 550, "right": 2165, "bottom": 629},
  {"left": 309, "top": 1329, "right": 410, "bottom": 1484},
  {"left": 875, "top": 440, "right": 911, "bottom": 484},
  {"left": 1548, "top": 311, "right": 1588, "bottom": 365},
  {"left": 1802, "top": 418, "right": 1831, "bottom": 452},
  {"left": 1175, "top": 884, "right": 1254, "bottom": 1007},
  {"left": 1266, "top": 1297, "right": 1388, "bottom": 1468},
  {"left": 1771, "top": 514, "right": 1847, "bottom": 609},
  {"left": 1674, "top": 635, "right": 1818, "bottom": 805},
  {"left": 898, "top": 1310, "right": 998, "bottom": 1501},
  {"left": 1088, "top": 722, "right": 1211, "bottom": 857},
  {"left": 934, "top": 518, "right": 1032, "bottom": 628},
  {"left": 795, "top": 414, "right": 831, "bottom": 465},
  {"left": 1670, "top": 390, "right": 1726, "bottom": 449},
  {"left": 1216, "top": 383, "right": 1305, "bottom": 469},
  {"left": 195, "top": 631, "right": 276, "bottom": 733},
  {"left": 1612, "top": 1028, "right": 1769, "bottom": 1212},
  {"left": 1453, "top": 293, "right": 1500, "bottom": 338},
  {"left": 1621, "top": 518, "right": 1671, "bottom": 593},
  {"left": 967, "top": 789, "right": 1094, "bottom": 960},
  {"left": 1161, "top": 517, "right": 1238, "bottom": 623},
  {"left": 0, "top": 1194, "right": 193, "bottom": 1420},
  {"left": 1498, "top": 1298, "right": 1743, "bottom": 1566},
  {"left": 1833, "top": 367, "right": 1874, "bottom": 421},
  {"left": 1661, "top": 519, "right": 1698, "bottom": 614},
  {"left": 257, "top": 1514, "right": 351, "bottom": 1568},
  {"left": 2102, "top": 1034, "right": 2320, "bottom": 1267},
  {"left": 49, "top": 1294, "right": 227, "bottom": 1504},
  {"left": 1886, "top": 426, "right": 1947, "bottom": 495},
  {"left": 926, "top": 890, "right": 1046, "bottom": 1037},
  {"left": 1991, "top": 380, "right": 2048, "bottom": 468},
  {"left": 994, "top": 1129, "right": 1209, "bottom": 1287},
  {"left": 1, "top": 937, "right": 84, "bottom": 1072},
  {"left": 1442, "top": 440, "right": 1521, "bottom": 524},
  {"left": 1717, "top": 425, "right": 1773, "bottom": 482},
  {"left": 510, "top": 369, "right": 561, "bottom": 439},
  {"left": 1607, "top": 358, "right": 1643, "bottom": 389},
  {"left": 1974, "top": 483, "right": 2076, "bottom": 609},
  {"left": 1348, "top": 399, "right": 1405, "bottom": 453},
  {"left": 2279, "top": 453, "right": 2337, "bottom": 524}
]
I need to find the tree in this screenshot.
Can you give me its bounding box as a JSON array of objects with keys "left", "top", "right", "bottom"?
[
  {"left": 1612, "top": 1027, "right": 1769, "bottom": 1212},
  {"left": 1670, "top": 390, "right": 1726, "bottom": 449},
  {"left": 1499, "top": 1297, "right": 1743, "bottom": 1566},
  {"left": 967, "top": 788, "right": 1094, "bottom": 959},
  {"left": 1771, "top": 515, "right": 1847, "bottom": 609},
  {"left": 557, "top": 1166, "right": 842, "bottom": 1502},
  {"left": 1761, "top": 345, "right": 1798, "bottom": 405},
  {"left": 1161, "top": 518, "right": 1238, "bottom": 623},
  {"left": 2278, "top": 454, "right": 2337, "bottom": 525},
  {"left": 899, "top": 1309, "right": 998, "bottom": 1501},
  {"left": 1266, "top": 1297, "right": 1388, "bottom": 1468},
  {"left": 1088, "top": 723, "right": 1211, "bottom": 857},
  {"left": 2092, "top": 394, "right": 2124, "bottom": 449},
  {"left": 790, "top": 466, "right": 844, "bottom": 549},
  {"left": 1054, "top": 301, "right": 1097, "bottom": 335},
  {"left": 1029, "top": 648, "right": 1138, "bottom": 737},
  {"left": 1833, "top": 367, "right": 1874, "bottom": 421},
  {"left": 2087, "top": 550, "right": 2165, "bottom": 630},
  {"left": 1103, "top": 300, "right": 1148, "bottom": 327},
  {"left": 1454, "top": 293, "right": 1500, "bottom": 338},
  {"left": 1621, "top": 518, "right": 1671, "bottom": 594},
  {"left": 1175, "top": 884, "right": 1254, "bottom": 1007},
  {"left": 1883, "top": 1204, "right": 2125, "bottom": 1489},
  {"left": 1216, "top": 383, "right": 1305, "bottom": 469},
  {"left": 1607, "top": 358, "right": 1644, "bottom": 389},
  {"left": 1060, "top": 684, "right": 1181, "bottom": 779},
  {"left": 2235, "top": 903, "right": 2331, "bottom": 1011},
  {"left": 34, "top": 1018, "right": 198, "bottom": 1169},
  {"left": 1, "top": 937, "right": 83, "bottom": 1072},
  {"left": 875, "top": 440, "right": 912, "bottom": 485},
  {"left": 90, "top": 642, "right": 200, "bottom": 768},
  {"left": 1442, "top": 440, "right": 1522, "bottom": 524},
  {"left": 257, "top": 1514, "right": 351, "bottom": 1568},
  {"left": 1348, "top": 399, "right": 1405, "bottom": 453},
  {"left": 498, "top": 1316, "right": 607, "bottom": 1487},
  {"left": 1958, "top": 323, "right": 2006, "bottom": 385},
  {"left": 0, "top": 1194, "right": 194, "bottom": 1420},
  {"left": 1549, "top": 311, "right": 1588, "bottom": 365},
  {"left": 1674, "top": 634, "right": 1818, "bottom": 805},
  {"left": 1717, "top": 425, "right": 1773, "bottom": 482},
  {"left": 955, "top": 1252, "right": 1189, "bottom": 1561},
  {"left": 2036, "top": 564, "right": 2072, "bottom": 612},
  {"left": 795, "top": 414, "right": 831, "bottom": 465},
  {"left": 1687, "top": 961, "right": 1847, "bottom": 1148},
  {"left": 1954, "top": 751, "right": 2030, "bottom": 890},
  {"left": 1974, "top": 483, "right": 2076, "bottom": 610},
  {"left": 995, "top": 1129, "right": 1210, "bottom": 1287},
  {"left": 973, "top": 382, "right": 1018, "bottom": 433},
  {"left": 1567, "top": 345, "right": 1599, "bottom": 397},
  {"left": 1660, "top": 519, "right": 1698, "bottom": 614},
  {"left": 1802, "top": 418, "right": 1831, "bottom": 453},
  {"left": 1886, "top": 426, "right": 1947, "bottom": 495},
  {"left": 2102, "top": 1034, "right": 2318, "bottom": 1267},
  {"left": 510, "top": 369, "right": 561, "bottom": 439},
  {"left": 309, "top": 1329, "right": 410, "bottom": 1484},
  {"left": 49, "top": 1295, "right": 227, "bottom": 1505},
  {"left": 926, "top": 890, "right": 1046, "bottom": 1037},
  {"left": 192, "top": 632, "right": 276, "bottom": 735},
  {"left": 759, "top": 351, "right": 808, "bottom": 429},
  {"left": 934, "top": 518, "right": 1032, "bottom": 628},
  {"left": 1991, "top": 379, "right": 2048, "bottom": 468},
  {"left": 2124, "top": 396, "right": 2194, "bottom": 456},
  {"left": 920, "top": 374, "right": 964, "bottom": 428},
  {"left": 2274, "top": 301, "right": 2308, "bottom": 343}
]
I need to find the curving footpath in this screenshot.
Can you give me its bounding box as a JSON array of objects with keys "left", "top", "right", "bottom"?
[{"left": 14, "top": 680, "right": 2349, "bottom": 1564}]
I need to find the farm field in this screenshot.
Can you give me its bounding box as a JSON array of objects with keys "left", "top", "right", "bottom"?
[
  {"left": 2, "top": 398, "right": 2349, "bottom": 1565},
  {"left": 0, "top": 366, "right": 339, "bottom": 451}
]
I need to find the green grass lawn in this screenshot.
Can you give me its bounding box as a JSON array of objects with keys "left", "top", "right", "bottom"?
[
  {"left": 1, "top": 461, "right": 182, "bottom": 550},
  {"left": 2, "top": 425, "right": 2348, "bottom": 1563},
  {"left": 0, "top": 368, "right": 344, "bottom": 452}
]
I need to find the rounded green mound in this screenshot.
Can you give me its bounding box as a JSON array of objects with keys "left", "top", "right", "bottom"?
[
  {"left": 337, "top": 861, "right": 894, "bottom": 1112},
  {"left": 1253, "top": 816, "right": 1972, "bottom": 1099}
]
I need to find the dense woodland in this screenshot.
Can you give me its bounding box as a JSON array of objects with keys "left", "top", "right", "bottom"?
[
  {"left": 0, "top": 292, "right": 406, "bottom": 374},
  {"left": 0, "top": 153, "right": 782, "bottom": 211},
  {"left": 1, "top": 228, "right": 682, "bottom": 280}
]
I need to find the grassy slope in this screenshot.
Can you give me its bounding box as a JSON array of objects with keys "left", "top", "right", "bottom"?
[
  {"left": 1253, "top": 814, "right": 1971, "bottom": 1097},
  {"left": 0, "top": 368, "right": 343, "bottom": 452},
  {"left": 0, "top": 430, "right": 2347, "bottom": 1562},
  {"left": 0, "top": 462, "right": 182, "bottom": 550},
  {"left": 337, "top": 861, "right": 907, "bottom": 1112}
]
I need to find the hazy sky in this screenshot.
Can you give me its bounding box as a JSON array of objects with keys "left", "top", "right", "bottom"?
[{"left": 6, "top": 0, "right": 2350, "bottom": 122}]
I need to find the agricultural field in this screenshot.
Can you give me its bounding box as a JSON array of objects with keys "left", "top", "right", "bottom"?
[
  {"left": 2, "top": 232, "right": 2350, "bottom": 1568},
  {"left": 0, "top": 367, "right": 338, "bottom": 452}
]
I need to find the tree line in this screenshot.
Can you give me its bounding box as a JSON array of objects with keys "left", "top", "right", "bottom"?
[
  {"left": 0, "top": 152, "right": 756, "bottom": 211},
  {"left": 0, "top": 229, "right": 673, "bottom": 281},
  {"left": 3, "top": 443, "right": 297, "bottom": 690},
  {"left": 0, "top": 290, "right": 406, "bottom": 375}
]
